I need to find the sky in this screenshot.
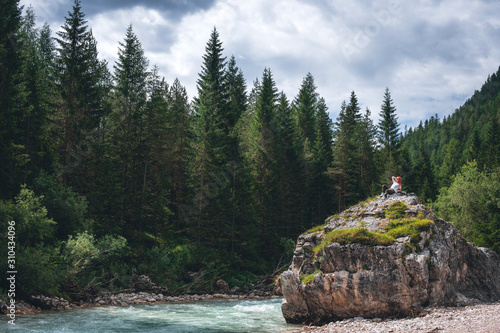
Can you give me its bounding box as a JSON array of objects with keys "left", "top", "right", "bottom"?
[{"left": 20, "top": 0, "right": 500, "bottom": 129}]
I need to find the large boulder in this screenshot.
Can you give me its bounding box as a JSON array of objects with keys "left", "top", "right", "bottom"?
[{"left": 279, "top": 193, "right": 500, "bottom": 324}]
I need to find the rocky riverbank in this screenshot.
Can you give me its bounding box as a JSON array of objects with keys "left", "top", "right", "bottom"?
[
  {"left": 288, "top": 301, "right": 500, "bottom": 332},
  {"left": 0, "top": 274, "right": 280, "bottom": 315},
  {"left": 0, "top": 290, "right": 280, "bottom": 315}
]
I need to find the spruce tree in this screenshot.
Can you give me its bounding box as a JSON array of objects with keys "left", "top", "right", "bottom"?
[
  {"left": 331, "top": 93, "right": 363, "bottom": 211},
  {"left": 169, "top": 78, "right": 191, "bottom": 230},
  {"left": 0, "top": 0, "right": 28, "bottom": 198},
  {"left": 190, "top": 28, "right": 239, "bottom": 253},
  {"left": 250, "top": 67, "right": 279, "bottom": 257},
  {"left": 54, "top": 0, "right": 110, "bottom": 186},
  {"left": 274, "top": 92, "right": 304, "bottom": 237},
  {"left": 357, "top": 108, "right": 377, "bottom": 197},
  {"left": 111, "top": 24, "right": 150, "bottom": 236},
  {"left": 19, "top": 7, "right": 54, "bottom": 182},
  {"left": 378, "top": 87, "right": 400, "bottom": 178},
  {"left": 294, "top": 73, "right": 318, "bottom": 144},
  {"left": 310, "top": 97, "right": 334, "bottom": 225}
]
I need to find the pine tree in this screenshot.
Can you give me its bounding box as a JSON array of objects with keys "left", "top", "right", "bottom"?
[
  {"left": 310, "top": 97, "right": 334, "bottom": 225},
  {"left": 274, "top": 92, "right": 304, "bottom": 237},
  {"left": 18, "top": 7, "right": 54, "bottom": 182},
  {"left": 294, "top": 73, "right": 318, "bottom": 144},
  {"left": 378, "top": 87, "right": 400, "bottom": 177},
  {"left": 0, "top": 0, "right": 28, "bottom": 198},
  {"left": 358, "top": 108, "right": 377, "bottom": 197},
  {"left": 330, "top": 93, "right": 363, "bottom": 211},
  {"left": 111, "top": 24, "right": 150, "bottom": 237},
  {"left": 169, "top": 78, "right": 191, "bottom": 230},
  {"left": 223, "top": 55, "right": 256, "bottom": 254},
  {"left": 190, "top": 28, "right": 235, "bottom": 251},
  {"left": 250, "top": 67, "right": 279, "bottom": 257},
  {"left": 53, "top": 0, "right": 110, "bottom": 186}
]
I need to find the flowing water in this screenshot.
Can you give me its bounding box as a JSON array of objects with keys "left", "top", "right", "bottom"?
[{"left": 8, "top": 298, "right": 299, "bottom": 332}]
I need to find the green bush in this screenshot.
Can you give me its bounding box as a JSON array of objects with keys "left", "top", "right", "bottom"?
[
  {"left": 433, "top": 161, "right": 500, "bottom": 253},
  {"left": 15, "top": 244, "right": 67, "bottom": 297},
  {"left": 13, "top": 185, "right": 57, "bottom": 246},
  {"left": 34, "top": 172, "right": 92, "bottom": 239}
]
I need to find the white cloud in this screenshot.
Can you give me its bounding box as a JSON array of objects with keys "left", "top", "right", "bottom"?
[{"left": 20, "top": 0, "right": 500, "bottom": 128}]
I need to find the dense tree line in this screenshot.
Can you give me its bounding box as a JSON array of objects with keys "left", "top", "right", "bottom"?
[{"left": 1, "top": 0, "right": 499, "bottom": 298}]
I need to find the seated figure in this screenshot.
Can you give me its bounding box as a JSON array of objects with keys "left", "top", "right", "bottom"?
[{"left": 381, "top": 176, "right": 402, "bottom": 198}]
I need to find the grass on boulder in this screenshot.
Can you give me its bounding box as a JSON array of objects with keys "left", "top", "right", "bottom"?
[
  {"left": 314, "top": 227, "right": 395, "bottom": 254},
  {"left": 385, "top": 218, "right": 434, "bottom": 244},
  {"left": 300, "top": 269, "right": 322, "bottom": 284}
]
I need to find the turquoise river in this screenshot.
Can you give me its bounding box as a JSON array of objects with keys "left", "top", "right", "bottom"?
[{"left": 6, "top": 298, "right": 301, "bottom": 332}]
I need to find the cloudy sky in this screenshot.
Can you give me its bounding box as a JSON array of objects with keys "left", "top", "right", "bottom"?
[{"left": 20, "top": 0, "right": 500, "bottom": 129}]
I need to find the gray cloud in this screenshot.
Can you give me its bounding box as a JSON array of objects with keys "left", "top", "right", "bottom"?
[{"left": 19, "top": 0, "right": 500, "bottom": 129}]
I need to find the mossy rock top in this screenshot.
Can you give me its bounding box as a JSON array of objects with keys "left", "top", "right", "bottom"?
[{"left": 321, "top": 193, "right": 432, "bottom": 234}]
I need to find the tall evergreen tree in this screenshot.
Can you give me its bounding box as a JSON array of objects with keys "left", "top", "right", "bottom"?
[
  {"left": 190, "top": 27, "right": 242, "bottom": 254},
  {"left": 0, "top": 0, "right": 28, "bottom": 198},
  {"left": 294, "top": 73, "right": 318, "bottom": 144},
  {"left": 168, "top": 78, "right": 191, "bottom": 230},
  {"left": 53, "top": 0, "right": 110, "bottom": 185},
  {"left": 111, "top": 24, "right": 150, "bottom": 237},
  {"left": 274, "top": 92, "right": 304, "bottom": 237},
  {"left": 358, "top": 108, "right": 377, "bottom": 197},
  {"left": 331, "top": 101, "right": 352, "bottom": 212},
  {"left": 378, "top": 87, "right": 400, "bottom": 179},
  {"left": 250, "top": 68, "right": 279, "bottom": 257},
  {"left": 310, "top": 97, "right": 334, "bottom": 225},
  {"left": 18, "top": 7, "right": 54, "bottom": 182}
]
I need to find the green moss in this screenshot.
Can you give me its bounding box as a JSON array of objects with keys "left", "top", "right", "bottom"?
[
  {"left": 311, "top": 201, "right": 435, "bottom": 259},
  {"left": 314, "top": 227, "right": 395, "bottom": 254},
  {"left": 300, "top": 269, "right": 322, "bottom": 285},
  {"left": 385, "top": 218, "right": 434, "bottom": 244},
  {"left": 306, "top": 224, "right": 325, "bottom": 234},
  {"left": 385, "top": 201, "right": 408, "bottom": 219}
]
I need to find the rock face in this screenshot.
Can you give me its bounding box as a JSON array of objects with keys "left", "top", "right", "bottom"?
[{"left": 279, "top": 193, "right": 500, "bottom": 324}]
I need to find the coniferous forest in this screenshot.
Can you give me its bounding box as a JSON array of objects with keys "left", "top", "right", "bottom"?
[{"left": 1, "top": 0, "right": 500, "bottom": 299}]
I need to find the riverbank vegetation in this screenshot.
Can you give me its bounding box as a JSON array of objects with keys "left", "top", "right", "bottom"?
[{"left": 1, "top": 0, "right": 499, "bottom": 300}]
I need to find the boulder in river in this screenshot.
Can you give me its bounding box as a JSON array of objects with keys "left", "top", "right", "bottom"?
[{"left": 279, "top": 193, "right": 500, "bottom": 324}]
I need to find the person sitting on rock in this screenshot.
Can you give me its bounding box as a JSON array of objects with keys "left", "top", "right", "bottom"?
[{"left": 381, "top": 176, "right": 402, "bottom": 197}]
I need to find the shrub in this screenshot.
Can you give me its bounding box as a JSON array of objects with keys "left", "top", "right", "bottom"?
[{"left": 433, "top": 161, "right": 500, "bottom": 253}]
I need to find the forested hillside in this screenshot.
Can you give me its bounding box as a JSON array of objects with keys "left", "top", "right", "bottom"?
[
  {"left": 400, "top": 68, "right": 500, "bottom": 200},
  {"left": 1, "top": 0, "right": 499, "bottom": 299},
  {"left": 400, "top": 67, "right": 500, "bottom": 252}
]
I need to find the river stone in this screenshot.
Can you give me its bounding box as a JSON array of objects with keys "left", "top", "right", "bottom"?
[{"left": 279, "top": 193, "right": 500, "bottom": 324}]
